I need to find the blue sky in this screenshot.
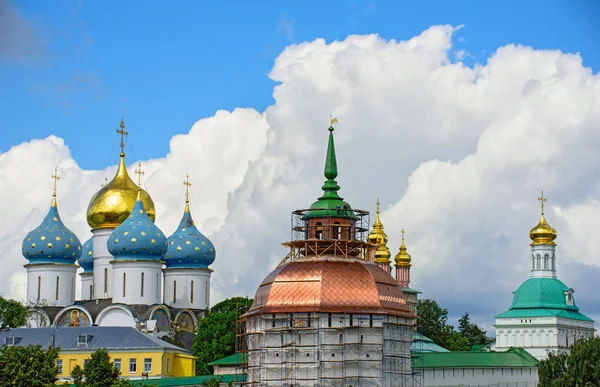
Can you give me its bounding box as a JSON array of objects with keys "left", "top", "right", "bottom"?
[{"left": 1, "top": 0, "right": 599, "bottom": 169}]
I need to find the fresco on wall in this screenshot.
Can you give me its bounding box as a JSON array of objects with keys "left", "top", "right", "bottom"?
[
  {"left": 56, "top": 308, "right": 91, "bottom": 327},
  {"left": 151, "top": 308, "right": 171, "bottom": 332},
  {"left": 176, "top": 312, "right": 195, "bottom": 332}
]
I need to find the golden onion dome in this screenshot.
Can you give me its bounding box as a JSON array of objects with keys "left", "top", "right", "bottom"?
[
  {"left": 86, "top": 153, "right": 156, "bottom": 229},
  {"left": 367, "top": 199, "right": 391, "bottom": 262},
  {"left": 394, "top": 229, "right": 412, "bottom": 266},
  {"left": 529, "top": 191, "right": 557, "bottom": 246}
]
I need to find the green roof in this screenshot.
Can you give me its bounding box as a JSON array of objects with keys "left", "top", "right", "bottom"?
[
  {"left": 412, "top": 332, "right": 449, "bottom": 353},
  {"left": 401, "top": 286, "right": 421, "bottom": 295},
  {"left": 305, "top": 126, "right": 356, "bottom": 220},
  {"left": 495, "top": 277, "right": 593, "bottom": 322},
  {"left": 134, "top": 374, "right": 245, "bottom": 386},
  {"left": 207, "top": 352, "right": 246, "bottom": 366},
  {"left": 495, "top": 307, "right": 593, "bottom": 321},
  {"left": 419, "top": 348, "right": 539, "bottom": 369}
]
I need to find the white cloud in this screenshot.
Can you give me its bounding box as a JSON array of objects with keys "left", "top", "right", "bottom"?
[{"left": 2, "top": 25, "right": 599, "bottom": 330}]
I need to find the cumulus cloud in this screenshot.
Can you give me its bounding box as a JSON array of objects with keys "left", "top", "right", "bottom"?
[{"left": 2, "top": 25, "right": 599, "bottom": 330}]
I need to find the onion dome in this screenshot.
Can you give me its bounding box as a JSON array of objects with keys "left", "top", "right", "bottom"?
[
  {"left": 165, "top": 189, "right": 216, "bottom": 269},
  {"left": 305, "top": 122, "right": 355, "bottom": 220},
  {"left": 78, "top": 238, "right": 94, "bottom": 272},
  {"left": 529, "top": 191, "right": 557, "bottom": 246},
  {"left": 22, "top": 170, "right": 81, "bottom": 264},
  {"left": 86, "top": 120, "right": 156, "bottom": 229},
  {"left": 108, "top": 191, "right": 167, "bottom": 260},
  {"left": 394, "top": 229, "right": 412, "bottom": 266},
  {"left": 367, "top": 199, "right": 391, "bottom": 262}
]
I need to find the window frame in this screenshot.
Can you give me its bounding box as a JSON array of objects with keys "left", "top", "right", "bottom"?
[{"left": 129, "top": 358, "right": 137, "bottom": 373}]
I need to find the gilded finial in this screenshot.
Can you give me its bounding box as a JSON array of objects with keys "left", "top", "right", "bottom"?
[
  {"left": 329, "top": 116, "right": 338, "bottom": 131},
  {"left": 51, "top": 168, "right": 60, "bottom": 197},
  {"left": 401, "top": 228, "right": 405, "bottom": 242},
  {"left": 395, "top": 228, "right": 411, "bottom": 265},
  {"left": 116, "top": 119, "right": 128, "bottom": 155},
  {"left": 375, "top": 198, "right": 380, "bottom": 214},
  {"left": 134, "top": 163, "right": 145, "bottom": 188},
  {"left": 538, "top": 190, "right": 546, "bottom": 215},
  {"left": 183, "top": 174, "right": 192, "bottom": 213}
]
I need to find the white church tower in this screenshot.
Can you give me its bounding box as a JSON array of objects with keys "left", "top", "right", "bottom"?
[
  {"left": 494, "top": 191, "right": 594, "bottom": 360},
  {"left": 22, "top": 169, "right": 81, "bottom": 307},
  {"left": 85, "top": 120, "right": 156, "bottom": 300},
  {"left": 163, "top": 175, "right": 215, "bottom": 310}
]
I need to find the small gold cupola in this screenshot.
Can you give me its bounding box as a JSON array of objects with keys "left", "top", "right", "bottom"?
[
  {"left": 86, "top": 120, "right": 156, "bottom": 229},
  {"left": 529, "top": 191, "right": 557, "bottom": 246},
  {"left": 367, "top": 199, "right": 391, "bottom": 262},
  {"left": 394, "top": 229, "right": 412, "bottom": 266}
]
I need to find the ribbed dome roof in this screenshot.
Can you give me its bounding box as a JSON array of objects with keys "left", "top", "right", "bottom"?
[
  {"left": 22, "top": 198, "right": 81, "bottom": 265},
  {"left": 165, "top": 206, "right": 215, "bottom": 269},
  {"left": 78, "top": 238, "right": 94, "bottom": 272},
  {"left": 107, "top": 192, "right": 167, "bottom": 260},
  {"left": 510, "top": 278, "right": 577, "bottom": 311}
]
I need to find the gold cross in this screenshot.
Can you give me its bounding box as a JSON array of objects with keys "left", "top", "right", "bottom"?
[
  {"left": 51, "top": 168, "right": 60, "bottom": 197},
  {"left": 116, "top": 119, "right": 128, "bottom": 154},
  {"left": 375, "top": 198, "right": 380, "bottom": 214},
  {"left": 135, "top": 163, "right": 145, "bottom": 187},
  {"left": 401, "top": 228, "right": 405, "bottom": 242},
  {"left": 537, "top": 190, "right": 546, "bottom": 215},
  {"left": 183, "top": 174, "right": 192, "bottom": 203}
]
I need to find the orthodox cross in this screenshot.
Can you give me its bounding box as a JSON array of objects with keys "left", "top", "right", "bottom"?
[
  {"left": 183, "top": 174, "right": 192, "bottom": 203},
  {"left": 51, "top": 168, "right": 60, "bottom": 197},
  {"left": 401, "top": 228, "right": 405, "bottom": 243},
  {"left": 135, "top": 163, "right": 145, "bottom": 187},
  {"left": 116, "top": 119, "right": 128, "bottom": 154},
  {"left": 537, "top": 191, "right": 546, "bottom": 215},
  {"left": 375, "top": 198, "right": 380, "bottom": 214}
]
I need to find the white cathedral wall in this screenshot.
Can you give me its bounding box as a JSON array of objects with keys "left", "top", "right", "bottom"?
[
  {"left": 26, "top": 263, "right": 77, "bottom": 307},
  {"left": 423, "top": 367, "right": 539, "bottom": 387},
  {"left": 163, "top": 268, "right": 211, "bottom": 310},
  {"left": 80, "top": 273, "right": 93, "bottom": 300},
  {"left": 111, "top": 260, "right": 163, "bottom": 305},
  {"left": 92, "top": 228, "right": 115, "bottom": 299}
]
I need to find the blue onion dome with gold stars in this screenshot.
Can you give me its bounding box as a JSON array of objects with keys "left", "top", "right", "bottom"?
[
  {"left": 107, "top": 191, "right": 167, "bottom": 260},
  {"left": 165, "top": 192, "right": 216, "bottom": 269},
  {"left": 78, "top": 238, "right": 94, "bottom": 272},
  {"left": 22, "top": 192, "right": 82, "bottom": 265}
]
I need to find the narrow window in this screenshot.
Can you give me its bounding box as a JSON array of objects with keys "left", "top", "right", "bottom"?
[
  {"left": 272, "top": 314, "right": 276, "bottom": 328},
  {"left": 333, "top": 222, "right": 341, "bottom": 239},
  {"left": 129, "top": 358, "right": 137, "bottom": 373},
  {"left": 544, "top": 255, "right": 549, "bottom": 269},
  {"left": 328, "top": 313, "right": 332, "bottom": 328},
  {"left": 369, "top": 314, "right": 373, "bottom": 327},
  {"left": 37, "top": 276, "right": 41, "bottom": 300},
  {"left": 166, "top": 358, "right": 171, "bottom": 374},
  {"left": 114, "top": 358, "right": 121, "bottom": 372},
  {"left": 56, "top": 359, "right": 63, "bottom": 374},
  {"left": 144, "top": 358, "right": 152, "bottom": 373},
  {"left": 173, "top": 281, "right": 177, "bottom": 304},
  {"left": 307, "top": 313, "right": 311, "bottom": 328},
  {"left": 349, "top": 314, "right": 353, "bottom": 327},
  {"left": 56, "top": 276, "right": 60, "bottom": 300},
  {"left": 141, "top": 272, "right": 145, "bottom": 297},
  {"left": 191, "top": 280, "right": 194, "bottom": 304},
  {"left": 315, "top": 222, "right": 323, "bottom": 240},
  {"left": 123, "top": 273, "right": 126, "bottom": 297},
  {"left": 205, "top": 281, "right": 209, "bottom": 304},
  {"left": 89, "top": 285, "right": 93, "bottom": 300},
  {"left": 360, "top": 334, "right": 364, "bottom": 344},
  {"left": 339, "top": 333, "right": 343, "bottom": 344},
  {"left": 536, "top": 255, "right": 541, "bottom": 269},
  {"left": 289, "top": 313, "right": 293, "bottom": 328},
  {"left": 104, "top": 268, "right": 108, "bottom": 294}
]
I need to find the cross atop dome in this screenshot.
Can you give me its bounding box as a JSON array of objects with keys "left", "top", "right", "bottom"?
[
  {"left": 116, "top": 119, "right": 128, "bottom": 155},
  {"left": 135, "top": 163, "right": 145, "bottom": 187},
  {"left": 538, "top": 190, "right": 546, "bottom": 215}
]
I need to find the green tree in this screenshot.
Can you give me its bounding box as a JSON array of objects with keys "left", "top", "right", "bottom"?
[
  {"left": 0, "top": 296, "right": 28, "bottom": 329},
  {"left": 417, "top": 299, "right": 455, "bottom": 349},
  {"left": 192, "top": 297, "right": 252, "bottom": 375},
  {"left": 457, "top": 312, "right": 489, "bottom": 349},
  {"left": 0, "top": 344, "right": 60, "bottom": 387},
  {"left": 538, "top": 336, "right": 600, "bottom": 386},
  {"left": 69, "top": 348, "right": 126, "bottom": 387}
]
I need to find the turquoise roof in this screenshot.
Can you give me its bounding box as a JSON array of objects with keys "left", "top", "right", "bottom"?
[
  {"left": 165, "top": 206, "right": 215, "bottom": 269},
  {"left": 22, "top": 198, "right": 81, "bottom": 265},
  {"left": 108, "top": 194, "right": 167, "bottom": 260},
  {"left": 495, "top": 277, "right": 593, "bottom": 322},
  {"left": 419, "top": 348, "right": 538, "bottom": 369},
  {"left": 78, "top": 238, "right": 93, "bottom": 272},
  {"left": 412, "top": 332, "right": 449, "bottom": 353}
]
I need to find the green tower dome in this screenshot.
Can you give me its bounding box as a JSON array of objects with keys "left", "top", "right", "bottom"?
[{"left": 510, "top": 278, "right": 578, "bottom": 311}]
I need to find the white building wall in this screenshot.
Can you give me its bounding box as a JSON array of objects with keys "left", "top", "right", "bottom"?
[
  {"left": 163, "top": 268, "right": 211, "bottom": 310},
  {"left": 112, "top": 260, "right": 163, "bottom": 305},
  {"left": 26, "top": 264, "right": 77, "bottom": 307},
  {"left": 92, "top": 228, "right": 114, "bottom": 299},
  {"left": 80, "top": 273, "right": 93, "bottom": 301},
  {"left": 424, "top": 367, "right": 539, "bottom": 387}
]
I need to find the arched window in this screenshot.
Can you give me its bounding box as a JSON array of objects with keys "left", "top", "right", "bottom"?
[
  {"left": 544, "top": 254, "right": 549, "bottom": 269},
  {"left": 333, "top": 222, "right": 341, "bottom": 240},
  {"left": 315, "top": 222, "right": 323, "bottom": 240},
  {"left": 536, "top": 255, "right": 541, "bottom": 269}
]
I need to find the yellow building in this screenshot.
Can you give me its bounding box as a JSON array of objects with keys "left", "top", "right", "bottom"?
[{"left": 0, "top": 326, "right": 195, "bottom": 382}]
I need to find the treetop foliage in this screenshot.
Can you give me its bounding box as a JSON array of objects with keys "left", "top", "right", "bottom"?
[{"left": 538, "top": 336, "right": 600, "bottom": 386}]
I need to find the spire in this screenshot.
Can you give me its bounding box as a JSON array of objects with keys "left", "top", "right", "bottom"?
[
  {"left": 116, "top": 119, "right": 128, "bottom": 156},
  {"left": 395, "top": 228, "right": 412, "bottom": 265},
  {"left": 51, "top": 167, "right": 60, "bottom": 207},
  {"left": 321, "top": 120, "right": 340, "bottom": 198},
  {"left": 183, "top": 174, "right": 192, "bottom": 213},
  {"left": 529, "top": 190, "right": 557, "bottom": 245}
]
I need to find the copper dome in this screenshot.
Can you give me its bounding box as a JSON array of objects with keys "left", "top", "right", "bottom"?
[{"left": 247, "top": 258, "right": 414, "bottom": 318}]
